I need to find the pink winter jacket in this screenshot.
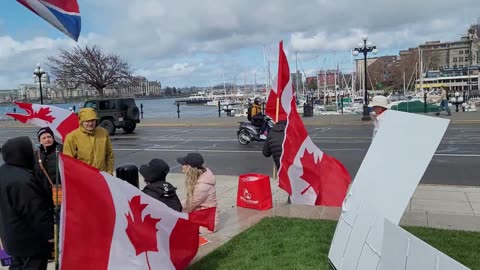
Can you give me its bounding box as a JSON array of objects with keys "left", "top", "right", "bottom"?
[{"left": 182, "top": 168, "right": 220, "bottom": 233}]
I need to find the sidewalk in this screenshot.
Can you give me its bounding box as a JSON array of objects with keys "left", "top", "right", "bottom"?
[
  {"left": 3, "top": 173, "right": 478, "bottom": 270},
  {"left": 139, "top": 110, "right": 480, "bottom": 127}
]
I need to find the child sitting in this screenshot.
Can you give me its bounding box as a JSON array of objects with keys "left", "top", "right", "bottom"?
[{"left": 140, "top": 159, "right": 182, "bottom": 212}]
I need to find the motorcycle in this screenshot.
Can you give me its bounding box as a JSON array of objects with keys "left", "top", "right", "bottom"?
[{"left": 237, "top": 116, "right": 274, "bottom": 145}]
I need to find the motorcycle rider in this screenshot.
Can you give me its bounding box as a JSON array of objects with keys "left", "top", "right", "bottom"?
[{"left": 249, "top": 97, "right": 269, "bottom": 140}]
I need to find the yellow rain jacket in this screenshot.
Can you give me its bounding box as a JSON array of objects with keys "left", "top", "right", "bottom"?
[
  {"left": 250, "top": 104, "right": 262, "bottom": 118},
  {"left": 63, "top": 108, "right": 115, "bottom": 174}
]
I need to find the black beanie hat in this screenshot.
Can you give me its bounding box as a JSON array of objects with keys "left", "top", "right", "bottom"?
[{"left": 37, "top": 127, "right": 54, "bottom": 141}]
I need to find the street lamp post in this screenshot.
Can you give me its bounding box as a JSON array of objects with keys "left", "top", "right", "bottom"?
[
  {"left": 450, "top": 91, "right": 466, "bottom": 112},
  {"left": 33, "top": 63, "right": 46, "bottom": 104},
  {"left": 353, "top": 35, "right": 378, "bottom": 120}
]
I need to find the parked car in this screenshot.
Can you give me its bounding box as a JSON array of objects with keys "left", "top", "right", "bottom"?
[{"left": 82, "top": 98, "right": 140, "bottom": 135}]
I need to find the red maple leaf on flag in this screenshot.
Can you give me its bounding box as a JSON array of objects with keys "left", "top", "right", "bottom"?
[
  {"left": 299, "top": 149, "right": 322, "bottom": 196},
  {"left": 32, "top": 107, "right": 56, "bottom": 123},
  {"left": 7, "top": 102, "right": 56, "bottom": 123},
  {"left": 125, "top": 196, "right": 161, "bottom": 270}
]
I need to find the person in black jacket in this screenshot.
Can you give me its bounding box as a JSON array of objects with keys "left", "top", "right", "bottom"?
[
  {"left": 262, "top": 120, "right": 287, "bottom": 169},
  {"left": 35, "top": 127, "right": 62, "bottom": 187},
  {"left": 140, "top": 159, "right": 182, "bottom": 212},
  {"left": 34, "top": 127, "right": 62, "bottom": 210},
  {"left": 262, "top": 120, "right": 290, "bottom": 203},
  {"left": 0, "top": 136, "right": 54, "bottom": 270}
]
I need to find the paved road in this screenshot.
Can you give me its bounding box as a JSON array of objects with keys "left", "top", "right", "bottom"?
[{"left": 0, "top": 123, "right": 479, "bottom": 186}]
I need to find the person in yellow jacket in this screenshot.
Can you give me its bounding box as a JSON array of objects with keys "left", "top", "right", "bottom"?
[
  {"left": 249, "top": 97, "right": 269, "bottom": 139},
  {"left": 63, "top": 108, "right": 115, "bottom": 174}
]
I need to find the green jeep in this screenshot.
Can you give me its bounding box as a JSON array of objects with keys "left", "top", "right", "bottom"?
[{"left": 82, "top": 98, "right": 140, "bottom": 135}]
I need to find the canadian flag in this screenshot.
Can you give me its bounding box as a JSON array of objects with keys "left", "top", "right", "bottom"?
[
  {"left": 276, "top": 41, "right": 352, "bottom": 206},
  {"left": 58, "top": 154, "right": 215, "bottom": 270},
  {"left": 7, "top": 101, "right": 79, "bottom": 142},
  {"left": 265, "top": 76, "right": 288, "bottom": 122}
]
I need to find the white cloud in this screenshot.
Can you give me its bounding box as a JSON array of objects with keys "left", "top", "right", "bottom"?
[{"left": 0, "top": 0, "right": 478, "bottom": 89}]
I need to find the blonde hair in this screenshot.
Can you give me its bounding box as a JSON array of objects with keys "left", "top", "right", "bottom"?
[{"left": 185, "top": 166, "right": 206, "bottom": 204}]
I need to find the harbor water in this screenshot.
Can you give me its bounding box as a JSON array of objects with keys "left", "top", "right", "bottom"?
[{"left": 0, "top": 98, "right": 242, "bottom": 120}]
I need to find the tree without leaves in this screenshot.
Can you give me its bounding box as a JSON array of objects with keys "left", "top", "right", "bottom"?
[
  {"left": 399, "top": 52, "right": 419, "bottom": 91},
  {"left": 468, "top": 22, "right": 480, "bottom": 37},
  {"left": 48, "top": 45, "right": 133, "bottom": 98},
  {"left": 422, "top": 50, "right": 442, "bottom": 71},
  {"left": 305, "top": 77, "right": 317, "bottom": 90},
  {"left": 367, "top": 57, "right": 402, "bottom": 91}
]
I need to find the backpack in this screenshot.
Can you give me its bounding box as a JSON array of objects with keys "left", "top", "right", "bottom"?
[{"left": 247, "top": 104, "right": 253, "bottom": 121}]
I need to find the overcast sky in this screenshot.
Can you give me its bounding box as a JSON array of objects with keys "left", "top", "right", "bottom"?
[{"left": 0, "top": 0, "right": 478, "bottom": 89}]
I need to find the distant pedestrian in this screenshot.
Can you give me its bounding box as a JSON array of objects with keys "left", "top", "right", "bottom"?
[
  {"left": 12, "top": 107, "right": 16, "bottom": 121},
  {"left": 368, "top": 95, "right": 388, "bottom": 139},
  {"left": 63, "top": 108, "right": 115, "bottom": 174},
  {"left": 140, "top": 159, "right": 182, "bottom": 212},
  {"left": 0, "top": 137, "right": 54, "bottom": 270},
  {"left": 435, "top": 86, "right": 451, "bottom": 116},
  {"left": 177, "top": 153, "right": 219, "bottom": 233}
]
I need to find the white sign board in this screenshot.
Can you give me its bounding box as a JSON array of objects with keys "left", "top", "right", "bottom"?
[
  {"left": 379, "top": 219, "right": 469, "bottom": 270},
  {"left": 328, "top": 110, "right": 450, "bottom": 269}
]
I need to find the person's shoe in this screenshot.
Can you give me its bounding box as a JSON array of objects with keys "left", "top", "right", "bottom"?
[
  {"left": 260, "top": 134, "right": 266, "bottom": 140},
  {"left": 435, "top": 112, "right": 440, "bottom": 116}
]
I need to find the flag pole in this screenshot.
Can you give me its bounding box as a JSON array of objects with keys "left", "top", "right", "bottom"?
[
  {"left": 272, "top": 41, "right": 283, "bottom": 182},
  {"left": 273, "top": 96, "right": 280, "bottom": 180},
  {"left": 54, "top": 147, "right": 60, "bottom": 270}
]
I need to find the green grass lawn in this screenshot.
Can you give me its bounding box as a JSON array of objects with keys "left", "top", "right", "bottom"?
[{"left": 189, "top": 217, "right": 480, "bottom": 270}]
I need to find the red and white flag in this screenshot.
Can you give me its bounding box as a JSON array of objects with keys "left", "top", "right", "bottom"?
[
  {"left": 7, "top": 101, "right": 78, "bottom": 142},
  {"left": 265, "top": 76, "right": 288, "bottom": 122},
  {"left": 58, "top": 154, "right": 216, "bottom": 270},
  {"left": 276, "top": 41, "right": 352, "bottom": 206}
]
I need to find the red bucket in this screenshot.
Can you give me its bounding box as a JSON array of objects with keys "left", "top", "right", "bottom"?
[{"left": 236, "top": 173, "right": 272, "bottom": 210}]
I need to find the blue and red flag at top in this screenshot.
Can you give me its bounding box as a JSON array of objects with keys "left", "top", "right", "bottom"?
[{"left": 17, "top": 0, "right": 81, "bottom": 42}]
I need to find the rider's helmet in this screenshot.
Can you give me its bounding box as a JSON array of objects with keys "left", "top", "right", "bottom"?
[{"left": 254, "top": 97, "right": 261, "bottom": 105}]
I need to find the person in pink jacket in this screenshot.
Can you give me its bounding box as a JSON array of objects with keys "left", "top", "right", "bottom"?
[{"left": 177, "top": 153, "right": 219, "bottom": 233}]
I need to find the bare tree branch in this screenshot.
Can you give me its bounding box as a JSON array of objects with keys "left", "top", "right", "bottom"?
[{"left": 48, "top": 45, "right": 133, "bottom": 98}]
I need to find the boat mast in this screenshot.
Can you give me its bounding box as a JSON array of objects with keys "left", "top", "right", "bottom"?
[
  {"left": 296, "top": 51, "right": 299, "bottom": 95},
  {"left": 317, "top": 56, "right": 321, "bottom": 101},
  {"left": 262, "top": 45, "right": 268, "bottom": 96},
  {"left": 233, "top": 64, "right": 237, "bottom": 95},
  {"left": 223, "top": 70, "right": 227, "bottom": 98},
  {"left": 323, "top": 69, "right": 327, "bottom": 105},
  {"left": 419, "top": 48, "right": 424, "bottom": 96},
  {"left": 351, "top": 49, "right": 355, "bottom": 97},
  {"left": 254, "top": 71, "right": 257, "bottom": 94},
  {"left": 335, "top": 62, "right": 338, "bottom": 112},
  {"left": 244, "top": 72, "right": 247, "bottom": 96}
]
